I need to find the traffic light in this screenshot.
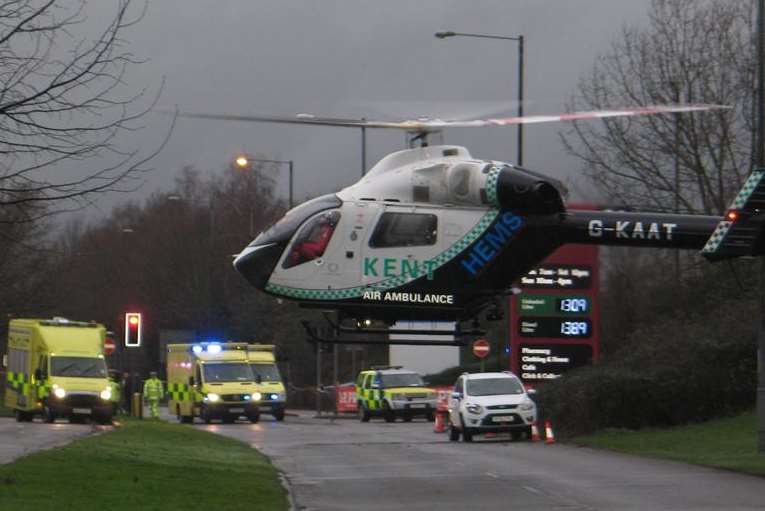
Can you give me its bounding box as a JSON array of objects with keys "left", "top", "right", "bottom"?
[{"left": 124, "top": 312, "right": 142, "bottom": 347}]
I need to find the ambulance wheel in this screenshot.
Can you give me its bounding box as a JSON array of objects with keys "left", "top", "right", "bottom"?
[
  {"left": 358, "top": 402, "right": 370, "bottom": 422},
  {"left": 402, "top": 413, "right": 413, "bottom": 422},
  {"left": 95, "top": 414, "right": 112, "bottom": 425},
  {"left": 511, "top": 430, "right": 523, "bottom": 441},
  {"left": 201, "top": 408, "right": 212, "bottom": 424},
  {"left": 382, "top": 402, "right": 395, "bottom": 423},
  {"left": 181, "top": 415, "right": 194, "bottom": 424},
  {"left": 273, "top": 409, "right": 285, "bottom": 421},
  {"left": 14, "top": 409, "right": 32, "bottom": 422},
  {"left": 426, "top": 411, "right": 435, "bottom": 422},
  {"left": 448, "top": 421, "right": 460, "bottom": 442},
  {"left": 248, "top": 413, "right": 260, "bottom": 424},
  {"left": 222, "top": 415, "right": 235, "bottom": 424},
  {"left": 42, "top": 404, "right": 55, "bottom": 424}
]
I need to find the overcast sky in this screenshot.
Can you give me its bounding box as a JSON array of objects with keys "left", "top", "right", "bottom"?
[{"left": 84, "top": 0, "right": 654, "bottom": 217}]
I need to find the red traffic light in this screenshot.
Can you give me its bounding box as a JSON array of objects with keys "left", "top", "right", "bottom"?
[{"left": 124, "top": 312, "right": 142, "bottom": 347}]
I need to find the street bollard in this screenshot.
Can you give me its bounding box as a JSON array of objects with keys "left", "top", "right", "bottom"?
[{"left": 132, "top": 392, "right": 143, "bottom": 419}]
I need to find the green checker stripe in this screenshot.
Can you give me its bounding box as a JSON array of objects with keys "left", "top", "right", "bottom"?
[
  {"left": 167, "top": 382, "right": 192, "bottom": 402},
  {"left": 36, "top": 381, "right": 52, "bottom": 399},
  {"left": 702, "top": 221, "right": 733, "bottom": 253},
  {"left": 7, "top": 371, "right": 30, "bottom": 395},
  {"left": 485, "top": 165, "right": 502, "bottom": 207},
  {"left": 731, "top": 169, "right": 765, "bottom": 210},
  {"left": 266, "top": 210, "right": 500, "bottom": 301}
]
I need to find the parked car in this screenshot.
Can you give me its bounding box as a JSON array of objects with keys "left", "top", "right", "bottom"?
[{"left": 447, "top": 371, "right": 537, "bottom": 442}]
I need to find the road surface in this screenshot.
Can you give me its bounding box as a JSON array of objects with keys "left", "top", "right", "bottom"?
[
  {"left": 0, "top": 417, "right": 103, "bottom": 464},
  {"left": 182, "top": 411, "right": 765, "bottom": 510}
]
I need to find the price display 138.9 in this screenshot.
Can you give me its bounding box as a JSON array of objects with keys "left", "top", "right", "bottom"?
[{"left": 518, "top": 317, "right": 592, "bottom": 339}]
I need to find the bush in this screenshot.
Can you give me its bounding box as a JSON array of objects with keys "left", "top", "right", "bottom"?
[{"left": 536, "top": 300, "right": 757, "bottom": 437}]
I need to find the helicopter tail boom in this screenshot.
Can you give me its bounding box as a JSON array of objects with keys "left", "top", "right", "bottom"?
[{"left": 558, "top": 210, "right": 723, "bottom": 251}]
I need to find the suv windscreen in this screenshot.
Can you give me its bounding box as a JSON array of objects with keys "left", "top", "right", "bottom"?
[
  {"left": 466, "top": 377, "right": 524, "bottom": 396},
  {"left": 50, "top": 356, "right": 108, "bottom": 378},
  {"left": 380, "top": 373, "right": 424, "bottom": 387}
]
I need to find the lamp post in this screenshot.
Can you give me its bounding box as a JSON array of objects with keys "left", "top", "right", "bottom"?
[
  {"left": 434, "top": 30, "right": 525, "bottom": 166},
  {"left": 234, "top": 154, "right": 295, "bottom": 209},
  {"left": 436, "top": 30, "right": 525, "bottom": 371}
]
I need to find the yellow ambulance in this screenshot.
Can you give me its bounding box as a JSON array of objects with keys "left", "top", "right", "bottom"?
[
  {"left": 247, "top": 344, "right": 287, "bottom": 421},
  {"left": 3, "top": 317, "right": 113, "bottom": 424},
  {"left": 167, "top": 342, "right": 261, "bottom": 424}
]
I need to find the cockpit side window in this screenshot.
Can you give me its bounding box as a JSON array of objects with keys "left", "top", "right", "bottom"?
[
  {"left": 369, "top": 212, "right": 437, "bottom": 248},
  {"left": 249, "top": 194, "right": 342, "bottom": 247},
  {"left": 283, "top": 210, "right": 341, "bottom": 269}
]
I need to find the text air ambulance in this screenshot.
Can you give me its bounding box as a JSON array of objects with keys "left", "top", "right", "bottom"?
[
  {"left": 246, "top": 344, "right": 287, "bottom": 421},
  {"left": 3, "top": 317, "right": 114, "bottom": 424},
  {"left": 167, "top": 342, "right": 261, "bottom": 424}
]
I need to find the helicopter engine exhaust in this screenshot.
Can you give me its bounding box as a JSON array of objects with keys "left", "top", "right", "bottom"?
[{"left": 493, "top": 167, "right": 565, "bottom": 214}]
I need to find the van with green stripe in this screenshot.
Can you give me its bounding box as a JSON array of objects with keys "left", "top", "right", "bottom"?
[
  {"left": 167, "top": 342, "right": 260, "bottom": 424},
  {"left": 3, "top": 317, "right": 113, "bottom": 424}
]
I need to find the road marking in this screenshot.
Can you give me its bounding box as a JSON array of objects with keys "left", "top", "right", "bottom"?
[
  {"left": 523, "top": 485, "right": 543, "bottom": 495},
  {"left": 485, "top": 472, "right": 499, "bottom": 479}
]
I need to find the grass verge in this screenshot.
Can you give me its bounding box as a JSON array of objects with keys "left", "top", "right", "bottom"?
[
  {"left": 0, "top": 418, "right": 287, "bottom": 510},
  {"left": 572, "top": 411, "right": 765, "bottom": 477}
]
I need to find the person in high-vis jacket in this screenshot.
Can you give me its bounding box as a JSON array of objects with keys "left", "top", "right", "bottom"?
[{"left": 143, "top": 371, "right": 164, "bottom": 419}]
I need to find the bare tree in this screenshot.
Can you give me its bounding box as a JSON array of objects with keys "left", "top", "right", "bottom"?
[
  {"left": 0, "top": 0, "right": 167, "bottom": 222},
  {"left": 562, "top": 0, "right": 755, "bottom": 215}
]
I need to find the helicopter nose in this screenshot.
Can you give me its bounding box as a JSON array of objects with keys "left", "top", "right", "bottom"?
[{"left": 233, "top": 242, "right": 285, "bottom": 289}]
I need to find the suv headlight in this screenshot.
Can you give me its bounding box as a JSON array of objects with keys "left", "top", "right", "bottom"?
[
  {"left": 391, "top": 393, "right": 405, "bottom": 401},
  {"left": 53, "top": 387, "right": 66, "bottom": 399},
  {"left": 519, "top": 399, "right": 535, "bottom": 412},
  {"left": 466, "top": 403, "right": 483, "bottom": 415},
  {"left": 100, "top": 388, "right": 112, "bottom": 401},
  {"left": 205, "top": 393, "right": 220, "bottom": 403},
  {"left": 251, "top": 392, "right": 262, "bottom": 401}
]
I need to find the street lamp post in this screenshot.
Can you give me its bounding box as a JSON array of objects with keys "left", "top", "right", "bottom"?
[
  {"left": 435, "top": 30, "right": 525, "bottom": 166},
  {"left": 234, "top": 154, "right": 295, "bottom": 209},
  {"left": 435, "top": 30, "right": 525, "bottom": 371}
]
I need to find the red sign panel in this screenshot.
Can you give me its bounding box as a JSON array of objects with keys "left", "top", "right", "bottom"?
[
  {"left": 509, "top": 240, "right": 600, "bottom": 384},
  {"left": 104, "top": 337, "right": 116, "bottom": 356},
  {"left": 473, "top": 339, "right": 490, "bottom": 359},
  {"left": 335, "top": 384, "right": 357, "bottom": 413}
]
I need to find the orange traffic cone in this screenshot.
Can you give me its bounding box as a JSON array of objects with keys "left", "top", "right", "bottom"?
[
  {"left": 544, "top": 420, "right": 556, "bottom": 444},
  {"left": 433, "top": 410, "right": 447, "bottom": 433},
  {"left": 530, "top": 422, "right": 541, "bottom": 442}
]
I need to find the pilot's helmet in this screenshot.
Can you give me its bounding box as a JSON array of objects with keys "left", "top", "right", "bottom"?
[{"left": 323, "top": 211, "right": 340, "bottom": 227}]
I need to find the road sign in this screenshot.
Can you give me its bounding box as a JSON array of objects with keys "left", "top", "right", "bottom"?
[
  {"left": 104, "top": 337, "right": 116, "bottom": 355},
  {"left": 473, "top": 339, "right": 490, "bottom": 359}
]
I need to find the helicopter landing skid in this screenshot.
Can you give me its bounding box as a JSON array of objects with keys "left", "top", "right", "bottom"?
[{"left": 301, "top": 318, "right": 483, "bottom": 346}]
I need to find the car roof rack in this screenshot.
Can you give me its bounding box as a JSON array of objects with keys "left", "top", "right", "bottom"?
[{"left": 370, "top": 365, "right": 404, "bottom": 371}]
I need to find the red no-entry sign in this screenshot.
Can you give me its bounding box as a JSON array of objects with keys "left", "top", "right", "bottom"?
[
  {"left": 104, "top": 337, "right": 116, "bottom": 356},
  {"left": 473, "top": 339, "right": 490, "bottom": 359}
]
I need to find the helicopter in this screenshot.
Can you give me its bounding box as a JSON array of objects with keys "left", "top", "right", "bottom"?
[{"left": 180, "top": 105, "right": 765, "bottom": 343}]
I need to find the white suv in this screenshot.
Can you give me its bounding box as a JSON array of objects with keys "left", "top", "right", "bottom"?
[{"left": 447, "top": 371, "right": 537, "bottom": 442}]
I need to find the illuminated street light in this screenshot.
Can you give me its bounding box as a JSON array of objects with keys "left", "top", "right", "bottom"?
[{"left": 233, "top": 153, "right": 294, "bottom": 209}]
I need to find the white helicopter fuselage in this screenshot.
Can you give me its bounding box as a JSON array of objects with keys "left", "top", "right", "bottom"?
[{"left": 235, "top": 144, "right": 734, "bottom": 322}]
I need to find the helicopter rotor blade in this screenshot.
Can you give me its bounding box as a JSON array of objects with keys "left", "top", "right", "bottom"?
[{"left": 175, "top": 104, "right": 728, "bottom": 131}]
